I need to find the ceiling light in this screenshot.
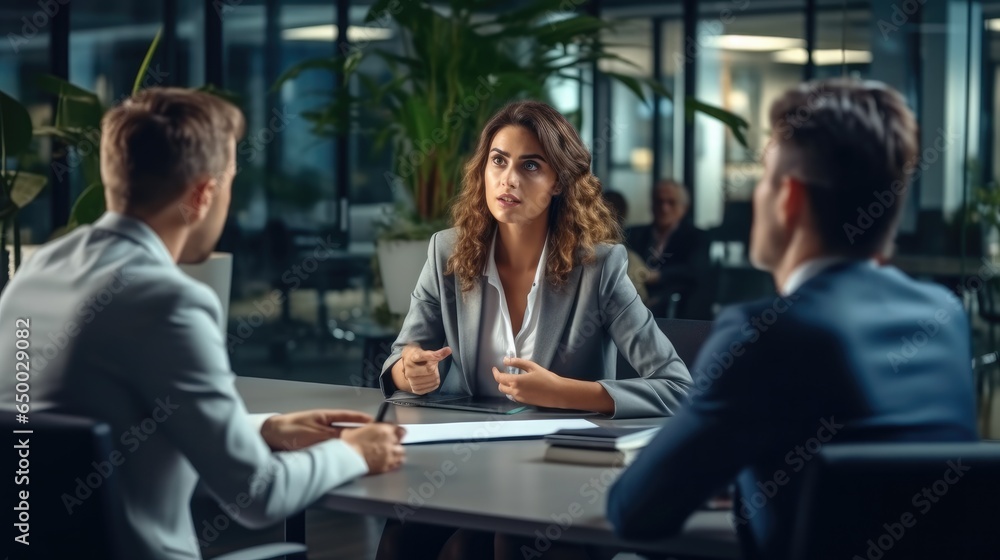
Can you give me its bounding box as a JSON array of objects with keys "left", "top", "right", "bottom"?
[
  {"left": 987, "top": 18, "right": 1000, "bottom": 32},
  {"left": 772, "top": 48, "right": 873, "bottom": 65},
  {"left": 704, "top": 35, "right": 804, "bottom": 52},
  {"left": 282, "top": 25, "right": 394, "bottom": 42},
  {"left": 630, "top": 148, "right": 653, "bottom": 173}
]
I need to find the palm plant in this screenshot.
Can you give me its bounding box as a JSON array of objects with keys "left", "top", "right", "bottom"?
[
  {"left": 34, "top": 29, "right": 164, "bottom": 235},
  {"left": 0, "top": 92, "right": 48, "bottom": 286},
  {"left": 277, "top": 0, "right": 749, "bottom": 238}
]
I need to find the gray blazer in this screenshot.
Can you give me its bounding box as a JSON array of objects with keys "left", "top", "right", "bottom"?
[
  {"left": 0, "top": 213, "right": 368, "bottom": 560},
  {"left": 380, "top": 228, "right": 693, "bottom": 418}
]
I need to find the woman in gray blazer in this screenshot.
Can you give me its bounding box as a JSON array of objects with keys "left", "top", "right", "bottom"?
[
  {"left": 380, "top": 100, "right": 692, "bottom": 420},
  {"left": 377, "top": 101, "right": 694, "bottom": 560}
]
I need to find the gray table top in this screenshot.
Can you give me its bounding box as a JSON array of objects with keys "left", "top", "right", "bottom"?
[{"left": 236, "top": 376, "right": 738, "bottom": 558}]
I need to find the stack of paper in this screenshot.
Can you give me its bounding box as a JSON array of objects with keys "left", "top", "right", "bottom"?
[{"left": 399, "top": 418, "right": 597, "bottom": 445}]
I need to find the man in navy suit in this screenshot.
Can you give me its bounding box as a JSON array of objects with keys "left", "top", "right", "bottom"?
[{"left": 606, "top": 79, "right": 978, "bottom": 560}]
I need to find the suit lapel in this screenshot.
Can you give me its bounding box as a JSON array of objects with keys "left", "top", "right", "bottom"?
[
  {"left": 456, "top": 276, "right": 485, "bottom": 394},
  {"left": 533, "top": 265, "right": 584, "bottom": 370}
]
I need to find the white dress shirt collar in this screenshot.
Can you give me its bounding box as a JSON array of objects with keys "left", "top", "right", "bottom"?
[{"left": 483, "top": 229, "right": 550, "bottom": 287}]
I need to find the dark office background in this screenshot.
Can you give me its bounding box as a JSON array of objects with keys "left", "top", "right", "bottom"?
[{"left": 2, "top": 0, "right": 997, "bottom": 391}]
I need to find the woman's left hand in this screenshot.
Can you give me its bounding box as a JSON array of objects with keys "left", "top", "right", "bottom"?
[{"left": 492, "top": 357, "right": 569, "bottom": 409}]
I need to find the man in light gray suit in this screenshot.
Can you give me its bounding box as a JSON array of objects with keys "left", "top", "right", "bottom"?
[{"left": 0, "top": 88, "right": 404, "bottom": 559}]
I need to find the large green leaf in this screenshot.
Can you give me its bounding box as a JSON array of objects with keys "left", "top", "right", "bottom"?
[
  {"left": 686, "top": 99, "right": 751, "bottom": 148},
  {"left": 603, "top": 72, "right": 650, "bottom": 104},
  {"left": 532, "top": 15, "right": 610, "bottom": 46},
  {"left": 37, "top": 75, "right": 104, "bottom": 131},
  {"left": 32, "top": 124, "right": 77, "bottom": 142},
  {"left": 69, "top": 182, "right": 106, "bottom": 226},
  {"left": 0, "top": 91, "right": 34, "bottom": 158},
  {"left": 36, "top": 75, "right": 100, "bottom": 102},
  {"left": 5, "top": 171, "right": 47, "bottom": 208},
  {"left": 133, "top": 27, "right": 163, "bottom": 94}
]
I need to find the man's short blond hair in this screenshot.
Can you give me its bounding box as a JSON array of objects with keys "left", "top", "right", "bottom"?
[{"left": 100, "top": 87, "right": 245, "bottom": 214}]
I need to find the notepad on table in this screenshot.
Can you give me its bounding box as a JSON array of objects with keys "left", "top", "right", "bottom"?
[
  {"left": 542, "top": 426, "right": 659, "bottom": 466},
  {"left": 543, "top": 445, "right": 640, "bottom": 467},
  {"left": 544, "top": 426, "right": 660, "bottom": 451}
]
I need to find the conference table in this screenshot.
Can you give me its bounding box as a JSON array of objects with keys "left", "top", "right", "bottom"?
[{"left": 235, "top": 376, "right": 739, "bottom": 559}]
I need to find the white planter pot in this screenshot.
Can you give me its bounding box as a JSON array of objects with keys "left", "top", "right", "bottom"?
[
  {"left": 6, "top": 244, "right": 40, "bottom": 279},
  {"left": 179, "top": 252, "right": 233, "bottom": 337},
  {"left": 377, "top": 239, "right": 430, "bottom": 316},
  {"left": 7, "top": 244, "right": 232, "bottom": 337}
]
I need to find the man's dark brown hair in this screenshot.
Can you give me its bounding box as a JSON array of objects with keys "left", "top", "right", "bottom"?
[
  {"left": 100, "top": 87, "right": 246, "bottom": 214},
  {"left": 769, "top": 79, "right": 919, "bottom": 257}
]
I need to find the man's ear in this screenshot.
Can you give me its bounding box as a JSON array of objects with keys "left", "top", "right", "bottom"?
[
  {"left": 178, "top": 177, "right": 218, "bottom": 225},
  {"left": 777, "top": 175, "right": 807, "bottom": 230}
]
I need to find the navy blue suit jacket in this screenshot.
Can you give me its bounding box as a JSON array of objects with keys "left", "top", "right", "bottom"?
[{"left": 606, "top": 261, "right": 978, "bottom": 560}]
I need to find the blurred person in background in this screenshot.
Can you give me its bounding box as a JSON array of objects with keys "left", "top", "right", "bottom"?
[{"left": 624, "top": 179, "right": 708, "bottom": 318}]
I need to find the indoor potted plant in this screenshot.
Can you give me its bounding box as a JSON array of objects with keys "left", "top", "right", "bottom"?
[
  {"left": 967, "top": 163, "right": 1000, "bottom": 438},
  {"left": 1, "top": 91, "right": 49, "bottom": 289},
  {"left": 30, "top": 31, "right": 235, "bottom": 333},
  {"left": 278, "top": 0, "right": 749, "bottom": 316}
]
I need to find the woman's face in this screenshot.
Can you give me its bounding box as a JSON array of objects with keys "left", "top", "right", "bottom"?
[{"left": 484, "top": 125, "right": 559, "bottom": 227}]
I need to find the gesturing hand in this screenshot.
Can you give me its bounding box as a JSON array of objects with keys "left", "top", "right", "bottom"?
[
  {"left": 400, "top": 345, "right": 452, "bottom": 395},
  {"left": 260, "top": 409, "right": 374, "bottom": 451},
  {"left": 492, "top": 357, "right": 569, "bottom": 409}
]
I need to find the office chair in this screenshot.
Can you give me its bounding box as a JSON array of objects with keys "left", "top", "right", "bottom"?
[
  {"left": 1, "top": 409, "right": 307, "bottom": 560},
  {"left": 617, "top": 318, "right": 714, "bottom": 378},
  {"left": 263, "top": 219, "right": 373, "bottom": 363},
  {"left": 973, "top": 352, "right": 999, "bottom": 438},
  {"left": 790, "top": 442, "right": 1000, "bottom": 560},
  {"left": 976, "top": 275, "right": 1000, "bottom": 345}
]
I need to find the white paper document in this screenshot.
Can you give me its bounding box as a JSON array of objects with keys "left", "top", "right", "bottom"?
[{"left": 400, "top": 418, "right": 597, "bottom": 445}]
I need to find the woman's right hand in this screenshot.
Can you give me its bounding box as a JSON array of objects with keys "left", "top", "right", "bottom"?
[{"left": 399, "top": 344, "right": 452, "bottom": 394}]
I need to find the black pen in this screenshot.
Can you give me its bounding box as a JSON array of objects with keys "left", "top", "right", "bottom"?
[
  {"left": 374, "top": 400, "right": 390, "bottom": 423},
  {"left": 329, "top": 400, "right": 391, "bottom": 429}
]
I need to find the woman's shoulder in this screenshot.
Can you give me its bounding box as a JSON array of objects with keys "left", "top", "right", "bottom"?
[
  {"left": 429, "top": 227, "right": 460, "bottom": 255},
  {"left": 428, "top": 228, "right": 458, "bottom": 263},
  {"left": 583, "top": 242, "right": 627, "bottom": 266},
  {"left": 571, "top": 242, "right": 628, "bottom": 278}
]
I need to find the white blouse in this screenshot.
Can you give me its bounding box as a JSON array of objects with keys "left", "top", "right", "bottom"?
[{"left": 474, "top": 231, "right": 550, "bottom": 397}]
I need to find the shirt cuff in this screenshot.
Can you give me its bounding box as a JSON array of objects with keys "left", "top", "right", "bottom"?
[
  {"left": 248, "top": 412, "right": 279, "bottom": 434},
  {"left": 320, "top": 439, "right": 370, "bottom": 480}
]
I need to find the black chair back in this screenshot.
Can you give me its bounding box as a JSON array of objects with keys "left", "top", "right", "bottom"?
[
  {"left": 791, "top": 442, "right": 1000, "bottom": 560},
  {"left": 617, "top": 318, "right": 713, "bottom": 378},
  {"left": 2, "top": 408, "right": 127, "bottom": 559}
]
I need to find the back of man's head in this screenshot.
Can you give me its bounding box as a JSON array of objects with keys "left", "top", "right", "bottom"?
[
  {"left": 100, "top": 87, "right": 245, "bottom": 216},
  {"left": 768, "top": 79, "right": 918, "bottom": 258}
]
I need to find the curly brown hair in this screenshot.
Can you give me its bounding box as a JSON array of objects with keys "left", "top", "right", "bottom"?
[{"left": 447, "top": 100, "right": 621, "bottom": 292}]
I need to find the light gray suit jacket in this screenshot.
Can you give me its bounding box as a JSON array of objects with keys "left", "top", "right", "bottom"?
[
  {"left": 0, "top": 213, "right": 368, "bottom": 560},
  {"left": 380, "top": 228, "right": 693, "bottom": 418}
]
